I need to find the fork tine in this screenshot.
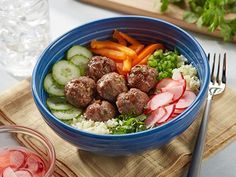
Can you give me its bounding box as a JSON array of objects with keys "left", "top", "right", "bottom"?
[
  {"left": 210, "top": 53, "right": 216, "bottom": 83},
  {"left": 207, "top": 53, "right": 210, "bottom": 62},
  {"left": 216, "top": 54, "right": 221, "bottom": 84},
  {"left": 222, "top": 53, "right": 226, "bottom": 84}
]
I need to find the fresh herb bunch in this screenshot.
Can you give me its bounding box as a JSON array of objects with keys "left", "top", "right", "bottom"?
[
  {"left": 148, "top": 49, "right": 182, "bottom": 80},
  {"left": 160, "top": 0, "right": 236, "bottom": 41},
  {"left": 110, "top": 114, "right": 147, "bottom": 134}
]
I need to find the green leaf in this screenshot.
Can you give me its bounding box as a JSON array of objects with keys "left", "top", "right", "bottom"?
[
  {"left": 230, "top": 5, "right": 236, "bottom": 13},
  {"left": 220, "top": 19, "right": 236, "bottom": 41},
  {"left": 183, "top": 11, "right": 199, "bottom": 23},
  {"left": 196, "top": 16, "right": 203, "bottom": 28},
  {"left": 110, "top": 114, "right": 147, "bottom": 134},
  {"left": 220, "top": 23, "right": 233, "bottom": 41},
  {"left": 159, "top": 0, "right": 236, "bottom": 41},
  {"left": 161, "top": 0, "right": 169, "bottom": 12},
  {"left": 189, "top": 0, "right": 204, "bottom": 14}
]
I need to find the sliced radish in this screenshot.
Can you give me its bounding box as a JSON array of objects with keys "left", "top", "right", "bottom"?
[
  {"left": 176, "top": 90, "right": 196, "bottom": 109},
  {"left": 156, "top": 78, "right": 181, "bottom": 90},
  {"left": 174, "top": 108, "right": 186, "bottom": 114},
  {"left": 147, "top": 92, "right": 174, "bottom": 111},
  {"left": 15, "top": 170, "right": 33, "bottom": 177},
  {"left": 144, "top": 96, "right": 153, "bottom": 114},
  {"left": 157, "top": 104, "right": 176, "bottom": 124},
  {"left": 2, "top": 167, "right": 17, "bottom": 177},
  {"left": 0, "top": 152, "right": 10, "bottom": 168},
  {"left": 24, "top": 154, "right": 45, "bottom": 173},
  {"left": 171, "top": 113, "right": 179, "bottom": 118},
  {"left": 178, "top": 79, "right": 186, "bottom": 89},
  {"left": 143, "top": 108, "right": 152, "bottom": 115},
  {"left": 145, "top": 107, "right": 166, "bottom": 128},
  {"left": 168, "top": 112, "right": 181, "bottom": 121},
  {"left": 9, "top": 150, "right": 26, "bottom": 169},
  {"left": 172, "top": 71, "right": 183, "bottom": 80},
  {"left": 161, "top": 85, "right": 185, "bottom": 102}
]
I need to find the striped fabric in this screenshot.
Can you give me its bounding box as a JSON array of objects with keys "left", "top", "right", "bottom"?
[{"left": 0, "top": 79, "right": 235, "bottom": 177}]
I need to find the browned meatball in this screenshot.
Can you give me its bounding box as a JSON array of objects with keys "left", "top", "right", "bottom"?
[
  {"left": 97, "top": 72, "right": 128, "bottom": 102},
  {"left": 84, "top": 100, "right": 116, "bottom": 121},
  {"left": 116, "top": 88, "right": 149, "bottom": 116},
  {"left": 87, "top": 56, "right": 117, "bottom": 81},
  {"left": 127, "top": 65, "right": 158, "bottom": 93},
  {"left": 64, "top": 76, "right": 96, "bottom": 108}
]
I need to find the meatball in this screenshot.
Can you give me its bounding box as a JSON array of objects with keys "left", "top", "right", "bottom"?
[
  {"left": 116, "top": 88, "right": 149, "bottom": 116},
  {"left": 87, "top": 56, "right": 117, "bottom": 81},
  {"left": 84, "top": 100, "right": 116, "bottom": 121},
  {"left": 127, "top": 65, "right": 158, "bottom": 93},
  {"left": 97, "top": 72, "right": 128, "bottom": 102},
  {"left": 64, "top": 76, "right": 96, "bottom": 108}
]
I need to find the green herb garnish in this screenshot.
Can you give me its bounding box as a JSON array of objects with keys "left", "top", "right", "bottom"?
[
  {"left": 160, "top": 0, "right": 236, "bottom": 41},
  {"left": 110, "top": 114, "right": 147, "bottom": 134}
]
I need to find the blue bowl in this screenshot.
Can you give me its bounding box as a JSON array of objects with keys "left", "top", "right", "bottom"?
[{"left": 32, "top": 16, "right": 209, "bottom": 156}]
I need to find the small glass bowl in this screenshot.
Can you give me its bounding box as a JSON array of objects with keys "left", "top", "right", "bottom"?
[{"left": 0, "top": 125, "right": 55, "bottom": 177}]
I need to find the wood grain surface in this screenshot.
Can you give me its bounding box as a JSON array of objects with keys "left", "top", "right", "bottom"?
[{"left": 80, "top": 0, "right": 236, "bottom": 42}]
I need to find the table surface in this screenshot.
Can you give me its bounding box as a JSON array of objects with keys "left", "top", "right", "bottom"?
[{"left": 0, "top": 0, "right": 235, "bottom": 176}]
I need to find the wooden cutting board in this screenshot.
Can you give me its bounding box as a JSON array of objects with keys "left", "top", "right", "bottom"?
[{"left": 80, "top": 0, "right": 236, "bottom": 42}]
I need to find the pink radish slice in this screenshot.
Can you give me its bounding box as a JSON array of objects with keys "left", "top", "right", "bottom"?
[
  {"left": 145, "top": 107, "right": 166, "bottom": 128},
  {"left": 9, "top": 150, "right": 26, "bottom": 169},
  {"left": 145, "top": 93, "right": 161, "bottom": 113},
  {"left": 147, "top": 92, "right": 174, "bottom": 111},
  {"left": 143, "top": 108, "right": 152, "bottom": 115},
  {"left": 24, "top": 154, "right": 45, "bottom": 173},
  {"left": 144, "top": 96, "right": 153, "bottom": 114},
  {"left": 156, "top": 78, "right": 181, "bottom": 90},
  {"left": 168, "top": 115, "right": 177, "bottom": 121},
  {"left": 176, "top": 90, "right": 196, "bottom": 109},
  {"left": 171, "top": 113, "right": 180, "bottom": 118},
  {"left": 174, "top": 108, "right": 186, "bottom": 114},
  {"left": 157, "top": 104, "right": 176, "bottom": 124},
  {"left": 178, "top": 79, "right": 188, "bottom": 91},
  {"left": 172, "top": 71, "right": 183, "bottom": 80},
  {"left": 15, "top": 170, "right": 33, "bottom": 177},
  {"left": 0, "top": 152, "right": 10, "bottom": 168},
  {"left": 168, "top": 112, "right": 181, "bottom": 120},
  {"left": 2, "top": 167, "right": 17, "bottom": 177},
  {"left": 178, "top": 79, "right": 186, "bottom": 88},
  {"left": 161, "top": 85, "right": 185, "bottom": 103}
]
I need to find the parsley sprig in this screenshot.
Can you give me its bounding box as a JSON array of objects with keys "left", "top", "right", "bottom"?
[
  {"left": 110, "top": 114, "right": 147, "bottom": 134},
  {"left": 160, "top": 0, "right": 236, "bottom": 41}
]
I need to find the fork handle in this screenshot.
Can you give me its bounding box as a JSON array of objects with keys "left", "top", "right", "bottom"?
[{"left": 187, "top": 97, "right": 213, "bottom": 177}]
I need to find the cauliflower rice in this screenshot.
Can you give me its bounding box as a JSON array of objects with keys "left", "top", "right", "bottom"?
[
  {"left": 172, "top": 63, "right": 200, "bottom": 93},
  {"left": 71, "top": 116, "right": 120, "bottom": 134}
]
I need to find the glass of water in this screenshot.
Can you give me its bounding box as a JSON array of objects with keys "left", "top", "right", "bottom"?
[{"left": 0, "top": 0, "right": 50, "bottom": 78}]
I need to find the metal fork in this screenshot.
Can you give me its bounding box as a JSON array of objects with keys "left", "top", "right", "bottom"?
[{"left": 187, "top": 53, "right": 227, "bottom": 177}]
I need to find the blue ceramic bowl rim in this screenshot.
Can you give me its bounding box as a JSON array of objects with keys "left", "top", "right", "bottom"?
[{"left": 32, "top": 15, "right": 209, "bottom": 139}]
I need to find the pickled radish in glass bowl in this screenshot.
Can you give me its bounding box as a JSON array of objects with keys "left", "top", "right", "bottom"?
[{"left": 0, "top": 125, "right": 55, "bottom": 177}]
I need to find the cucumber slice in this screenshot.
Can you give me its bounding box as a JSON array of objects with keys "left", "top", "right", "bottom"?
[
  {"left": 52, "top": 60, "right": 80, "bottom": 85},
  {"left": 67, "top": 45, "right": 92, "bottom": 59},
  {"left": 69, "top": 55, "right": 89, "bottom": 75},
  {"left": 61, "top": 119, "right": 73, "bottom": 125},
  {"left": 51, "top": 108, "right": 82, "bottom": 120},
  {"left": 44, "top": 73, "right": 65, "bottom": 96},
  {"left": 46, "top": 97, "right": 74, "bottom": 111}
]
